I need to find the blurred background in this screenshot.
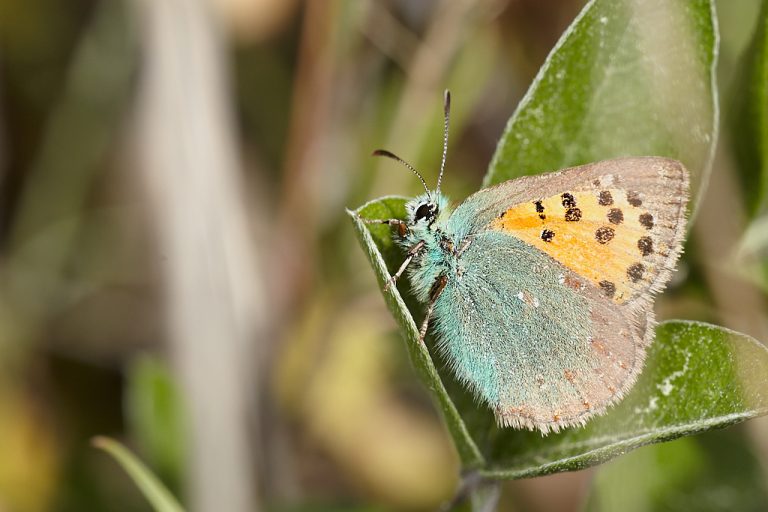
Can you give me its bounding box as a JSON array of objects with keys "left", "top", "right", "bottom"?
[{"left": 1, "top": 0, "right": 768, "bottom": 511}]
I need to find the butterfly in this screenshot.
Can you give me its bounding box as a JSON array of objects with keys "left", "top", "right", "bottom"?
[{"left": 363, "top": 91, "right": 689, "bottom": 434}]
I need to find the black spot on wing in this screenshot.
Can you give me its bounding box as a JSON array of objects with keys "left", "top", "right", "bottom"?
[
  {"left": 595, "top": 226, "right": 615, "bottom": 244},
  {"left": 638, "top": 236, "right": 654, "bottom": 256},
  {"left": 598, "top": 191, "right": 613, "bottom": 206},
  {"left": 561, "top": 193, "right": 576, "bottom": 208},
  {"left": 639, "top": 213, "right": 654, "bottom": 230},
  {"left": 599, "top": 280, "right": 616, "bottom": 298},
  {"left": 607, "top": 208, "right": 623, "bottom": 225},
  {"left": 565, "top": 208, "right": 582, "bottom": 222},
  {"left": 627, "top": 263, "right": 645, "bottom": 282}
]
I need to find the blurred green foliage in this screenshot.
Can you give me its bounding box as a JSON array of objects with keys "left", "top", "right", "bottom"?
[{"left": 124, "top": 355, "right": 187, "bottom": 497}]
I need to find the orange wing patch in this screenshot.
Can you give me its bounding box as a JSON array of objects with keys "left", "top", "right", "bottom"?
[{"left": 489, "top": 188, "right": 666, "bottom": 304}]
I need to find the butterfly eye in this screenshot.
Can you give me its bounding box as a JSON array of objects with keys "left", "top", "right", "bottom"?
[{"left": 415, "top": 203, "right": 434, "bottom": 222}]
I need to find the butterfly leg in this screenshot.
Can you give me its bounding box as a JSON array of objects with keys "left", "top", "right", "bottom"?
[
  {"left": 419, "top": 274, "right": 448, "bottom": 344},
  {"left": 385, "top": 240, "right": 425, "bottom": 291},
  {"left": 362, "top": 218, "right": 408, "bottom": 237}
]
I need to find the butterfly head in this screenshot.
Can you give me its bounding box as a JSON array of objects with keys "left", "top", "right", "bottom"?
[{"left": 405, "top": 192, "right": 448, "bottom": 228}]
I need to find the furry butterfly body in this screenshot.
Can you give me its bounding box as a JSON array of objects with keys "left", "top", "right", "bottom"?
[{"left": 365, "top": 93, "right": 689, "bottom": 434}]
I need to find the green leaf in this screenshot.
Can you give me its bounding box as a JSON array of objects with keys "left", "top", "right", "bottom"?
[
  {"left": 124, "top": 354, "right": 187, "bottom": 493},
  {"left": 731, "top": 0, "right": 768, "bottom": 216},
  {"left": 486, "top": 0, "right": 718, "bottom": 210},
  {"left": 351, "top": 196, "right": 768, "bottom": 477},
  {"left": 585, "top": 429, "right": 768, "bottom": 511},
  {"left": 92, "top": 436, "right": 185, "bottom": 512}
]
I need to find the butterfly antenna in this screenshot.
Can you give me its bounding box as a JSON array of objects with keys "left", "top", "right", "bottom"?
[
  {"left": 372, "top": 149, "right": 430, "bottom": 194},
  {"left": 436, "top": 89, "right": 451, "bottom": 195}
]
